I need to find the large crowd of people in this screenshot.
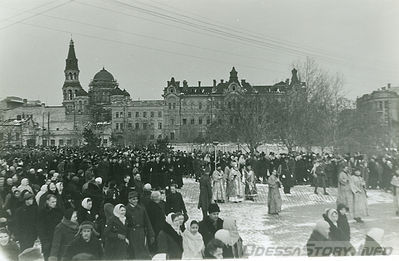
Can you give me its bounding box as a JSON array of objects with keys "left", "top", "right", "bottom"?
[{"left": 0, "top": 145, "right": 397, "bottom": 260}]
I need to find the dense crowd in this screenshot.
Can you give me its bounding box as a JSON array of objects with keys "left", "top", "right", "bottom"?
[{"left": 0, "top": 146, "right": 398, "bottom": 260}]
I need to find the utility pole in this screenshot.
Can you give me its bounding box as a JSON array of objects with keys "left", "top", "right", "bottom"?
[{"left": 47, "top": 112, "right": 50, "bottom": 146}]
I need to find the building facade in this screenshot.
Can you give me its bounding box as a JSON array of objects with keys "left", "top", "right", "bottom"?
[{"left": 1, "top": 39, "right": 304, "bottom": 147}]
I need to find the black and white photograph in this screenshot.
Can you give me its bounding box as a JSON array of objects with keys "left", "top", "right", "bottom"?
[{"left": 0, "top": 0, "right": 398, "bottom": 260}]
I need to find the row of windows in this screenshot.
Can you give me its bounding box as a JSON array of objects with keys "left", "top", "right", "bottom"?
[
  {"left": 375, "top": 100, "right": 389, "bottom": 111},
  {"left": 182, "top": 117, "right": 211, "bottom": 125},
  {"left": 42, "top": 139, "right": 73, "bottom": 146},
  {"left": 16, "top": 114, "right": 33, "bottom": 120},
  {"left": 115, "top": 122, "right": 162, "bottom": 130},
  {"left": 167, "top": 101, "right": 234, "bottom": 110},
  {"left": 115, "top": 111, "right": 162, "bottom": 118}
]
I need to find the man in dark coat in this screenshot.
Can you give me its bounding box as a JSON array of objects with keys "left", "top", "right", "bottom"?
[
  {"left": 199, "top": 203, "right": 224, "bottom": 246},
  {"left": 280, "top": 157, "right": 294, "bottom": 194},
  {"left": 165, "top": 184, "right": 187, "bottom": 219},
  {"left": 49, "top": 209, "right": 79, "bottom": 261},
  {"left": 37, "top": 194, "right": 64, "bottom": 261},
  {"left": 64, "top": 221, "right": 103, "bottom": 260},
  {"left": 14, "top": 192, "right": 38, "bottom": 251},
  {"left": 145, "top": 191, "right": 166, "bottom": 254},
  {"left": 198, "top": 171, "right": 212, "bottom": 220},
  {"left": 126, "top": 191, "right": 154, "bottom": 260}
]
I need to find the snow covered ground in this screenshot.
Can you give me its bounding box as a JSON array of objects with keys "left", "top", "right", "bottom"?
[{"left": 181, "top": 178, "right": 398, "bottom": 256}]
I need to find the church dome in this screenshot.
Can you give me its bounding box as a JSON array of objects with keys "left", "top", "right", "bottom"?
[{"left": 93, "top": 67, "right": 114, "bottom": 82}]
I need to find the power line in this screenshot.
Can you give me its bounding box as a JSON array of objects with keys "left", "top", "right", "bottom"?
[
  {"left": 20, "top": 21, "right": 290, "bottom": 76},
  {"left": 0, "top": 0, "right": 57, "bottom": 23},
  {"left": 0, "top": 0, "right": 72, "bottom": 31}
]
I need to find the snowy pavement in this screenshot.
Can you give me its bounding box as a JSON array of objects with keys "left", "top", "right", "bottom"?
[{"left": 180, "top": 178, "right": 399, "bottom": 256}]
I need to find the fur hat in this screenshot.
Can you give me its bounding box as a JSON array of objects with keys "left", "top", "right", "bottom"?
[
  {"left": 128, "top": 191, "right": 139, "bottom": 199},
  {"left": 76, "top": 221, "right": 99, "bottom": 237},
  {"left": 208, "top": 203, "right": 220, "bottom": 214}
]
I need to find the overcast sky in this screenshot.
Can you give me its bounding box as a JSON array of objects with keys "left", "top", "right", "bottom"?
[{"left": 0, "top": 0, "right": 398, "bottom": 105}]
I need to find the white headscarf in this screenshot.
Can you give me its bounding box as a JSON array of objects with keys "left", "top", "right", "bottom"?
[
  {"left": 35, "top": 185, "right": 48, "bottom": 204},
  {"left": 113, "top": 204, "right": 126, "bottom": 225},
  {"left": 223, "top": 218, "right": 241, "bottom": 245},
  {"left": 81, "top": 198, "right": 92, "bottom": 210}
]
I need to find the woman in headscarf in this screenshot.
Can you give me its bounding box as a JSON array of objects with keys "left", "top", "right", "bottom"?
[
  {"left": 157, "top": 212, "right": 184, "bottom": 260},
  {"left": 39, "top": 182, "right": 64, "bottom": 210},
  {"left": 182, "top": 219, "right": 204, "bottom": 259},
  {"left": 103, "top": 204, "right": 130, "bottom": 260},
  {"left": 322, "top": 208, "right": 355, "bottom": 256},
  {"left": 77, "top": 197, "right": 98, "bottom": 224},
  {"left": 222, "top": 218, "right": 243, "bottom": 258},
  {"left": 214, "top": 229, "right": 234, "bottom": 258},
  {"left": 17, "top": 178, "right": 33, "bottom": 194},
  {"left": 36, "top": 185, "right": 48, "bottom": 205}
]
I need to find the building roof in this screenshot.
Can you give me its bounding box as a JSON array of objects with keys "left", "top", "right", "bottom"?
[
  {"left": 110, "top": 87, "right": 130, "bottom": 96},
  {"left": 93, "top": 67, "right": 115, "bottom": 82},
  {"left": 76, "top": 88, "right": 89, "bottom": 97},
  {"left": 65, "top": 39, "right": 79, "bottom": 71}
]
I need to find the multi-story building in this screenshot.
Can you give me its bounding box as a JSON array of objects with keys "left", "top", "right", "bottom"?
[
  {"left": 357, "top": 83, "right": 399, "bottom": 146},
  {"left": 1, "top": 39, "right": 305, "bottom": 146}
]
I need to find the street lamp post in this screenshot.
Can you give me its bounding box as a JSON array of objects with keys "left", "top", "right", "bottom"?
[{"left": 213, "top": 140, "right": 219, "bottom": 170}]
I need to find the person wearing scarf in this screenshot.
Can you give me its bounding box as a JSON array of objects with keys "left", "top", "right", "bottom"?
[
  {"left": 157, "top": 212, "right": 184, "bottom": 260},
  {"left": 17, "top": 178, "right": 33, "bottom": 194},
  {"left": 49, "top": 209, "right": 79, "bottom": 261},
  {"left": 35, "top": 185, "right": 48, "bottom": 205},
  {"left": 223, "top": 218, "right": 243, "bottom": 258},
  {"left": 104, "top": 204, "right": 130, "bottom": 260},
  {"left": 77, "top": 197, "right": 97, "bottom": 224},
  {"left": 182, "top": 219, "right": 204, "bottom": 259},
  {"left": 322, "top": 208, "right": 355, "bottom": 256}
]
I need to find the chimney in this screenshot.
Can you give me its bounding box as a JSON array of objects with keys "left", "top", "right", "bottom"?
[
  {"left": 388, "top": 83, "right": 391, "bottom": 88},
  {"left": 213, "top": 79, "right": 216, "bottom": 87},
  {"left": 241, "top": 79, "right": 246, "bottom": 85},
  {"left": 198, "top": 81, "right": 201, "bottom": 87},
  {"left": 221, "top": 79, "right": 224, "bottom": 84}
]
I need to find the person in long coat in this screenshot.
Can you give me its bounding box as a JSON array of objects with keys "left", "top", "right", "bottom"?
[
  {"left": 49, "top": 209, "right": 79, "bottom": 261},
  {"left": 145, "top": 191, "right": 166, "bottom": 254},
  {"left": 166, "top": 184, "right": 187, "bottom": 219},
  {"left": 198, "top": 169, "right": 213, "bottom": 220},
  {"left": 337, "top": 203, "right": 351, "bottom": 241},
  {"left": 337, "top": 165, "right": 354, "bottom": 215},
  {"left": 157, "top": 212, "right": 184, "bottom": 260},
  {"left": 14, "top": 192, "right": 38, "bottom": 251},
  {"left": 351, "top": 169, "right": 368, "bottom": 223},
  {"left": 126, "top": 191, "right": 154, "bottom": 260},
  {"left": 280, "top": 157, "right": 294, "bottom": 194},
  {"left": 243, "top": 165, "right": 257, "bottom": 200},
  {"left": 228, "top": 163, "right": 244, "bottom": 203},
  {"left": 64, "top": 221, "right": 103, "bottom": 260},
  {"left": 37, "top": 194, "right": 64, "bottom": 261},
  {"left": 104, "top": 204, "right": 130, "bottom": 260},
  {"left": 211, "top": 165, "right": 226, "bottom": 203},
  {"left": 390, "top": 169, "right": 399, "bottom": 216},
  {"left": 267, "top": 170, "right": 282, "bottom": 215}
]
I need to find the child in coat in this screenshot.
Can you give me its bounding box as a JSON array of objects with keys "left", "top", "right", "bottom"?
[{"left": 182, "top": 220, "right": 204, "bottom": 259}]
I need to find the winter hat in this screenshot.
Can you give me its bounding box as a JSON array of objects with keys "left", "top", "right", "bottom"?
[
  {"left": 314, "top": 220, "right": 330, "bottom": 239},
  {"left": 337, "top": 203, "right": 349, "bottom": 212},
  {"left": 64, "top": 208, "right": 75, "bottom": 220},
  {"left": 23, "top": 192, "right": 34, "bottom": 201},
  {"left": 208, "top": 203, "right": 220, "bottom": 214},
  {"left": 367, "top": 228, "right": 384, "bottom": 246},
  {"left": 76, "top": 221, "right": 99, "bottom": 237},
  {"left": 128, "top": 191, "right": 139, "bottom": 199},
  {"left": 215, "top": 229, "right": 232, "bottom": 246},
  {"left": 144, "top": 183, "right": 152, "bottom": 191}
]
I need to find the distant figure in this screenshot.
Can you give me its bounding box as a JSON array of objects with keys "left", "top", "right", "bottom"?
[
  {"left": 198, "top": 170, "right": 213, "bottom": 219},
  {"left": 267, "top": 170, "right": 282, "bottom": 215}
]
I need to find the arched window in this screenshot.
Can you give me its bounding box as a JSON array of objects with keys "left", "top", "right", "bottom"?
[
  {"left": 68, "top": 90, "right": 73, "bottom": 100},
  {"left": 69, "top": 72, "right": 73, "bottom": 80},
  {"left": 73, "top": 72, "right": 77, "bottom": 80},
  {"left": 75, "top": 90, "right": 78, "bottom": 97},
  {"left": 79, "top": 101, "right": 82, "bottom": 111},
  {"left": 63, "top": 90, "right": 67, "bottom": 100}
]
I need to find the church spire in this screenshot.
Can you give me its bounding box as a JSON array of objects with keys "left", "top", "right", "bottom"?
[
  {"left": 65, "top": 38, "right": 79, "bottom": 71},
  {"left": 229, "top": 66, "right": 238, "bottom": 82},
  {"left": 290, "top": 68, "right": 299, "bottom": 85}
]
